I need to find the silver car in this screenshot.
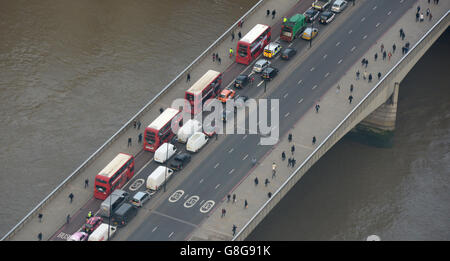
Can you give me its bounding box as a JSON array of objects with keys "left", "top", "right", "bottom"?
[
  {"left": 253, "top": 59, "right": 271, "bottom": 73},
  {"left": 331, "top": 0, "right": 347, "bottom": 13},
  {"left": 130, "top": 191, "right": 150, "bottom": 207}
]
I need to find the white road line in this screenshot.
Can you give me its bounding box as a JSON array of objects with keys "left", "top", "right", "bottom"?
[
  {"left": 248, "top": 71, "right": 254, "bottom": 77},
  {"left": 338, "top": 59, "right": 342, "bottom": 64},
  {"left": 298, "top": 79, "right": 303, "bottom": 85},
  {"left": 229, "top": 169, "right": 235, "bottom": 174},
  {"left": 363, "top": 35, "right": 367, "bottom": 39},
  {"left": 243, "top": 134, "right": 247, "bottom": 140},
  {"left": 310, "top": 67, "right": 315, "bottom": 72},
  {"left": 400, "top": 0, "right": 404, "bottom": 3},
  {"left": 283, "top": 93, "right": 288, "bottom": 99},
  {"left": 214, "top": 163, "right": 220, "bottom": 168},
  {"left": 324, "top": 72, "right": 330, "bottom": 78},
  {"left": 215, "top": 184, "right": 221, "bottom": 189},
  {"left": 285, "top": 112, "right": 290, "bottom": 117},
  {"left": 257, "top": 80, "right": 264, "bottom": 87},
  {"left": 376, "top": 22, "right": 380, "bottom": 28},
  {"left": 152, "top": 226, "right": 158, "bottom": 232},
  {"left": 336, "top": 41, "right": 340, "bottom": 46},
  {"left": 323, "top": 54, "right": 327, "bottom": 59},
  {"left": 361, "top": 17, "right": 366, "bottom": 22},
  {"left": 228, "top": 148, "right": 234, "bottom": 153},
  {"left": 298, "top": 98, "right": 304, "bottom": 104},
  {"left": 199, "top": 179, "right": 204, "bottom": 184},
  {"left": 312, "top": 85, "right": 317, "bottom": 90},
  {"left": 373, "top": 6, "right": 377, "bottom": 10},
  {"left": 351, "top": 46, "right": 356, "bottom": 52},
  {"left": 168, "top": 232, "right": 174, "bottom": 238},
  {"left": 288, "top": 43, "right": 293, "bottom": 47},
  {"left": 242, "top": 154, "right": 248, "bottom": 160},
  {"left": 348, "top": 30, "right": 352, "bottom": 34},
  {"left": 388, "top": 10, "right": 392, "bottom": 16}
]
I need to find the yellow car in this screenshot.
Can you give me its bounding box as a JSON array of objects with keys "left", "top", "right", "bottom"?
[{"left": 301, "top": 27, "right": 319, "bottom": 40}]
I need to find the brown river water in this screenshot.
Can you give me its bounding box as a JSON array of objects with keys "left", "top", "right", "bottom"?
[{"left": 0, "top": 1, "right": 448, "bottom": 240}]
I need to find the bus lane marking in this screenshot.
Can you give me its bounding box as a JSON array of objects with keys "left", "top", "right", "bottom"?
[
  {"left": 200, "top": 200, "right": 215, "bottom": 214},
  {"left": 168, "top": 190, "right": 184, "bottom": 203},
  {"left": 129, "top": 179, "right": 145, "bottom": 191},
  {"left": 184, "top": 195, "right": 200, "bottom": 208}
]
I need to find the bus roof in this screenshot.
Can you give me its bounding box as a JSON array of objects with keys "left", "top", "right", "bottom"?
[
  {"left": 147, "top": 107, "right": 179, "bottom": 130},
  {"left": 186, "top": 70, "right": 221, "bottom": 95},
  {"left": 240, "top": 24, "right": 269, "bottom": 44},
  {"left": 98, "top": 153, "right": 132, "bottom": 178}
]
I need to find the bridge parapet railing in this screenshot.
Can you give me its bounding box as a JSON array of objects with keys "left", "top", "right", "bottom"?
[
  {"left": 1, "top": 0, "right": 268, "bottom": 241},
  {"left": 233, "top": 10, "right": 449, "bottom": 240}
]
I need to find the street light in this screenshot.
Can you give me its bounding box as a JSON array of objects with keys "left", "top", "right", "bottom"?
[{"left": 164, "top": 142, "right": 170, "bottom": 192}]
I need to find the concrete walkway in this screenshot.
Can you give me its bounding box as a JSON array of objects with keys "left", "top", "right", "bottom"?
[
  {"left": 6, "top": 0, "right": 301, "bottom": 241},
  {"left": 188, "top": 0, "right": 449, "bottom": 240}
]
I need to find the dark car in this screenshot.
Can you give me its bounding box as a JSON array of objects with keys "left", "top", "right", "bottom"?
[
  {"left": 304, "top": 8, "right": 320, "bottom": 22},
  {"left": 234, "top": 74, "right": 249, "bottom": 89},
  {"left": 281, "top": 48, "right": 297, "bottom": 60},
  {"left": 319, "top": 11, "right": 335, "bottom": 24},
  {"left": 169, "top": 153, "right": 191, "bottom": 171},
  {"left": 261, "top": 67, "right": 279, "bottom": 81}
]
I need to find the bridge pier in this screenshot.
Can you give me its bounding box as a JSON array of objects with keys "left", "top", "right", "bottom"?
[{"left": 348, "top": 83, "right": 399, "bottom": 147}]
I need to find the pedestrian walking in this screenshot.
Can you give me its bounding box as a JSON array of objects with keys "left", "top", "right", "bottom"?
[
  {"left": 401, "top": 31, "right": 405, "bottom": 40},
  {"left": 137, "top": 121, "right": 141, "bottom": 130},
  {"left": 66, "top": 214, "right": 71, "bottom": 224},
  {"left": 272, "top": 163, "right": 277, "bottom": 178},
  {"left": 38, "top": 233, "right": 42, "bottom": 241},
  {"left": 393, "top": 43, "right": 396, "bottom": 53},
  {"left": 232, "top": 224, "right": 237, "bottom": 236},
  {"left": 212, "top": 53, "right": 216, "bottom": 62},
  {"left": 361, "top": 58, "right": 366, "bottom": 66},
  {"left": 84, "top": 178, "right": 89, "bottom": 188},
  {"left": 291, "top": 144, "right": 295, "bottom": 155},
  {"left": 254, "top": 177, "right": 259, "bottom": 186},
  {"left": 288, "top": 158, "right": 292, "bottom": 167},
  {"left": 402, "top": 46, "right": 406, "bottom": 55},
  {"left": 336, "top": 84, "right": 341, "bottom": 94},
  {"left": 251, "top": 156, "right": 257, "bottom": 166},
  {"left": 218, "top": 56, "right": 221, "bottom": 64},
  {"left": 356, "top": 70, "right": 360, "bottom": 80},
  {"left": 187, "top": 73, "right": 191, "bottom": 82},
  {"left": 231, "top": 31, "right": 235, "bottom": 41},
  {"left": 365, "top": 59, "right": 368, "bottom": 68},
  {"left": 288, "top": 133, "right": 292, "bottom": 142},
  {"left": 69, "top": 193, "right": 74, "bottom": 203},
  {"left": 350, "top": 84, "right": 354, "bottom": 93},
  {"left": 292, "top": 158, "right": 296, "bottom": 167},
  {"left": 266, "top": 10, "right": 270, "bottom": 16},
  {"left": 281, "top": 151, "right": 286, "bottom": 161},
  {"left": 128, "top": 137, "right": 132, "bottom": 147},
  {"left": 251, "top": 76, "right": 255, "bottom": 87},
  {"left": 416, "top": 12, "right": 420, "bottom": 22},
  {"left": 420, "top": 13, "right": 424, "bottom": 22},
  {"left": 232, "top": 194, "right": 236, "bottom": 203},
  {"left": 374, "top": 53, "right": 378, "bottom": 61},
  {"left": 221, "top": 208, "right": 226, "bottom": 218},
  {"left": 38, "top": 213, "right": 43, "bottom": 223},
  {"left": 378, "top": 72, "right": 382, "bottom": 80},
  {"left": 383, "top": 51, "right": 387, "bottom": 60},
  {"left": 238, "top": 20, "right": 243, "bottom": 28},
  {"left": 229, "top": 48, "right": 233, "bottom": 58},
  {"left": 268, "top": 192, "right": 272, "bottom": 198},
  {"left": 265, "top": 178, "right": 270, "bottom": 187},
  {"left": 388, "top": 52, "right": 392, "bottom": 61},
  {"left": 399, "top": 28, "right": 404, "bottom": 38},
  {"left": 429, "top": 12, "right": 432, "bottom": 21},
  {"left": 312, "top": 136, "right": 316, "bottom": 145},
  {"left": 363, "top": 70, "right": 368, "bottom": 80},
  {"left": 159, "top": 107, "right": 164, "bottom": 114},
  {"left": 227, "top": 194, "right": 231, "bottom": 202},
  {"left": 133, "top": 120, "right": 137, "bottom": 128},
  {"left": 417, "top": 5, "right": 421, "bottom": 13},
  {"left": 380, "top": 43, "right": 384, "bottom": 53},
  {"left": 349, "top": 95, "right": 354, "bottom": 104},
  {"left": 138, "top": 133, "right": 142, "bottom": 144},
  {"left": 315, "top": 103, "right": 320, "bottom": 113},
  {"left": 244, "top": 199, "right": 248, "bottom": 209},
  {"left": 368, "top": 74, "right": 372, "bottom": 82},
  {"left": 426, "top": 8, "right": 430, "bottom": 17},
  {"left": 272, "top": 10, "right": 276, "bottom": 19},
  {"left": 238, "top": 31, "right": 242, "bottom": 40}
]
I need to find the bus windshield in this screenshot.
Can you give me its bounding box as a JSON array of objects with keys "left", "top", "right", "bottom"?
[{"left": 238, "top": 44, "right": 248, "bottom": 57}]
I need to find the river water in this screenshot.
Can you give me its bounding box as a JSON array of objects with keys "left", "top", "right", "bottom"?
[{"left": 1, "top": 1, "right": 448, "bottom": 240}]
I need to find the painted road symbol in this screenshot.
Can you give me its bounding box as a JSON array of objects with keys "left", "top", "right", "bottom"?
[
  {"left": 200, "top": 200, "right": 215, "bottom": 213},
  {"left": 129, "top": 179, "right": 145, "bottom": 191},
  {"left": 184, "top": 195, "right": 200, "bottom": 208},
  {"left": 168, "top": 190, "right": 185, "bottom": 203}
]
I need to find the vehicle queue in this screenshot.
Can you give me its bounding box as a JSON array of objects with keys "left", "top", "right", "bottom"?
[{"left": 68, "top": 0, "right": 350, "bottom": 241}]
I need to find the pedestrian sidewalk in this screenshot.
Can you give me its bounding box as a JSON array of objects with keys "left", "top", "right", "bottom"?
[
  {"left": 6, "top": 0, "right": 302, "bottom": 241},
  {"left": 188, "top": 0, "right": 449, "bottom": 240}
]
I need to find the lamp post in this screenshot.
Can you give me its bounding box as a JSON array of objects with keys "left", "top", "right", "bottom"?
[
  {"left": 164, "top": 142, "right": 170, "bottom": 192},
  {"left": 108, "top": 190, "right": 112, "bottom": 240}
]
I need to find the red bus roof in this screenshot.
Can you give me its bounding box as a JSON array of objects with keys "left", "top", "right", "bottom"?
[
  {"left": 147, "top": 107, "right": 179, "bottom": 131},
  {"left": 240, "top": 24, "right": 270, "bottom": 44},
  {"left": 98, "top": 153, "right": 133, "bottom": 178},
  {"left": 186, "top": 70, "right": 221, "bottom": 95}
]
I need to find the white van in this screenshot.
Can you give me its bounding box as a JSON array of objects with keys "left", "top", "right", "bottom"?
[
  {"left": 146, "top": 166, "right": 174, "bottom": 191},
  {"left": 186, "top": 132, "right": 209, "bottom": 153},
  {"left": 177, "top": 119, "right": 202, "bottom": 143},
  {"left": 88, "top": 223, "right": 117, "bottom": 241},
  {"left": 154, "top": 143, "right": 177, "bottom": 163}
]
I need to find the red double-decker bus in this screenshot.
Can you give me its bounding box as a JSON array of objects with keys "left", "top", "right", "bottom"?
[
  {"left": 185, "top": 70, "right": 223, "bottom": 115},
  {"left": 144, "top": 108, "right": 181, "bottom": 152},
  {"left": 94, "top": 153, "right": 135, "bottom": 200},
  {"left": 236, "top": 24, "right": 271, "bottom": 65}
]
